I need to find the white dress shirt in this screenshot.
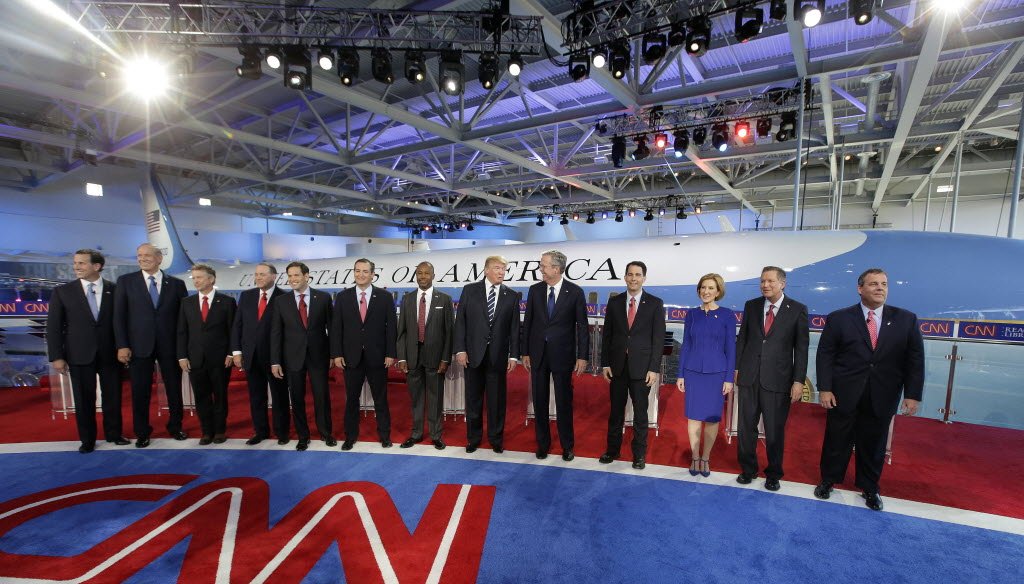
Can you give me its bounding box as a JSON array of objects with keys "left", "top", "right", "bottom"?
[
  {"left": 416, "top": 286, "right": 434, "bottom": 326},
  {"left": 197, "top": 289, "right": 216, "bottom": 308},
  {"left": 141, "top": 269, "right": 162, "bottom": 295},
  {"left": 625, "top": 290, "right": 643, "bottom": 318},
  {"left": 293, "top": 287, "right": 310, "bottom": 308},
  {"left": 860, "top": 303, "right": 884, "bottom": 340},
  {"left": 763, "top": 293, "right": 785, "bottom": 326},
  {"left": 80, "top": 277, "right": 103, "bottom": 298},
  {"left": 545, "top": 278, "right": 564, "bottom": 303},
  {"left": 355, "top": 285, "right": 373, "bottom": 310}
]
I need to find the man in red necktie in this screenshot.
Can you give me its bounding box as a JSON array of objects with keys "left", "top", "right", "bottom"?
[{"left": 598, "top": 261, "right": 665, "bottom": 470}]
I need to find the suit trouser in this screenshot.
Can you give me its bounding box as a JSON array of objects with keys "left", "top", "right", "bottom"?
[
  {"left": 69, "top": 361, "right": 123, "bottom": 446},
  {"left": 737, "top": 382, "right": 793, "bottom": 479},
  {"left": 606, "top": 371, "right": 650, "bottom": 459},
  {"left": 819, "top": 388, "right": 891, "bottom": 494},
  {"left": 343, "top": 355, "right": 390, "bottom": 442},
  {"left": 530, "top": 348, "right": 574, "bottom": 452},
  {"left": 286, "top": 364, "right": 332, "bottom": 440},
  {"left": 129, "top": 352, "right": 184, "bottom": 438},
  {"left": 465, "top": 355, "right": 507, "bottom": 448},
  {"left": 245, "top": 357, "right": 291, "bottom": 440},
  {"left": 190, "top": 365, "right": 230, "bottom": 437},
  {"left": 407, "top": 348, "right": 443, "bottom": 441}
]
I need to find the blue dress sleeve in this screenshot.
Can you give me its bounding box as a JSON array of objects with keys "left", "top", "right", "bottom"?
[
  {"left": 723, "top": 308, "right": 736, "bottom": 374},
  {"left": 678, "top": 309, "right": 692, "bottom": 377}
]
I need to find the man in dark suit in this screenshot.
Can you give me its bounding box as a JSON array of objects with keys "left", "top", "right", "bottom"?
[
  {"left": 599, "top": 261, "right": 665, "bottom": 470},
  {"left": 270, "top": 261, "right": 335, "bottom": 451},
  {"left": 331, "top": 258, "right": 397, "bottom": 450},
  {"left": 114, "top": 243, "right": 189, "bottom": 448},
  {"left": 396, "top": 262, "right": 454, "bottom": 450},
  {"left": 522, "top": 249, "right": 590, "bottom": 461},
  {"left": 734, "top": 266, "right": 809, "bottom": 491},
  {"left": 46, "top": 249, "right": 129, "bottom": 453},
  {"left": 231, "top": 262, "right": 291, "bottom": 446},
  {"left": 454, "top": 255, "right": 520, "bottom": 454},
  {"left": 177, "top": 264, "right": 236, "bottom": 445},
  {"left": 814, "top": 268, "right": 925, "bottom": 511}
]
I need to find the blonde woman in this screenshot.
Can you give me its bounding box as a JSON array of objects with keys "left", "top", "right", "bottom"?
[{"left": 676, "top": 273, "right": 735, "bottom": 477}]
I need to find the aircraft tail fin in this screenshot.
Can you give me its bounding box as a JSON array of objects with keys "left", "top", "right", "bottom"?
[{"left": 141, "top": 167, "right": 193, "bottom": 273}]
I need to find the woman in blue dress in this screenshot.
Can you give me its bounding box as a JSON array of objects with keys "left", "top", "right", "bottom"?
[{"left": 676, "top": 273, "right": 735, "bottom": 477}]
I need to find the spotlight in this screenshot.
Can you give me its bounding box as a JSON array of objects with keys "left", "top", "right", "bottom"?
[
  {"left": 668, "top": 21, "right": 687, "bottom": 47},
  {"left": 676, "top": 208, "right": 688, "bottom": 219},
  {"left": 264, "top": 48, "right": 282, "bottom": 70},
  {"left": 317, "top": 49, "right": 335, "bottom": 71},
  {"left": 776, "top": 111, "right": 797, "bottom": 141},
  {"left": 695, "top": 203, "right": 703, "bottom": 214},
  {"left": 466, "top": 222, "right": 475, "bottom": 231},
  {"left": 479, "top": 52, "right": 500, "bottom": 88},
  {"left": 371, "top": 48, "right": 394, "bottom": 84},
  {"left": 560, "top": 215, "right": 569, "bottom": 226},
  {"left": 405, "top": 50, "right": 425, "bottom": 84},
  {"left": 602, "top": 211, "right": 609, "bottom": 220},
  {"left": 124, "top": 56, "right": 170, "bottom": 100},
  {"left": 569, "top": 53, "right": 590, "bottom": 82},
  {"left": 735, "top": 120, "right": 751, "bottom": 139},
  {"left": 735, "top": 7, "right": 765, "bottom": 43},
  {"left": 642, "top": 33, "right": 666, "bottom": 65},
  {"left": 595, "top": 122, "right": 608, "bottom": 136},
  {"left": 851, "top": 0, "right": 875, "bottom": 25},
  {"left": 644, "top": 209, "right": 654, "bottom": 221},
  {"left": 283, "top": 46, "right": 311, "bottom": 90},
  {"left": 440, "top": 50, "right": 465, "bottom": 96},
  {"left": 692, "top": 126, "right": 707, "bottom": 146},
  {"left": 673, "top": 129, "right": 690, "bottom": 155},
  {"left": 236, "top": 47, "right": 262, "bottom": 80},
  {"left": 586, "top": 212, "right": 596, "bottom": 224},
  {"left": 609, "top": 42, "right": 630, "bottom": 79},
  {"left": 592, "top": 48, "right": 607, "bottom": 69},
  {"left": 756, "top": 117, "right": 772, "bottom": 138},
  {"left": 628, "top": 208, "right": 636, "bottom": 218},
  {"left": 615, "top": 210, "right": 624, "bottom": 222},
  {"left": 507, "top": 52, "right": 524, "bottom": 77},
  {"left": 653, "top": 133, "right": 668, "bottom": 151},
  {"left": 797, "top": 0, "right": 825, "bottom": 28},
  {"left": 337, "top": 48, "right": 359, "bottom": 86},
  {"left": 770, "top": 0, "right": 788, "bottom": 21},
  {"left": 711, "top": 123, "right": 729, "bottom": 152},
  {"left": 536, "top": 214, "right": 545, "bottom": 227},
  {"left": 572, "top": 212, "right": 581, "bottom": 221},
  {"left": 686, "top": 17, "right": 711, "bottom": 56},
  {"left": 632, "top": 136, "right": 650, "bottom": 161},
  {"left": 611, "top": 136, "right": 627, "bottom": 168}
]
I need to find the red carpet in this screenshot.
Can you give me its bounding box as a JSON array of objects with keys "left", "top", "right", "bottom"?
[{"left": 2, "top": 370, "right": 1021, "bottom": 520}]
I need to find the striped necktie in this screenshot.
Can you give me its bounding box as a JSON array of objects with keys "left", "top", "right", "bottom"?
[{"left": 487, "top": 285, "right": 496, "bottom": 322}]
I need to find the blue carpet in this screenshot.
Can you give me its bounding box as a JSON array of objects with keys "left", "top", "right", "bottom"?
[{"left": 0, "top": 449, "right": 1021, "bottom": 583}]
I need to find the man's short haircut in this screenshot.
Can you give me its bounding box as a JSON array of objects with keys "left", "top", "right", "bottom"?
[
  {"left": 625, "top": 261, "right": 647, "bottom": 276},
  {"left": 761, "top": 266, "right": 787, "bottom": 281},
  {"left": 191, "top": 263, "right": 216, "bottom": 278},
  {"left": 542, "top": 250, "right": 567, "bottom": 273},
  {"left": 697, "top": 273, "right": 726, "bottom": 301},
  {"left": 355, "top": 258, "right": 376, "bottom": 272},
  {"left": 416, "top": 261, "right": 434, "bottom": 272},
  {"left": 857, "top": 268, "right": 886, "bottom": 287},
  {"left": 256, "top": 262, "right": 278, "bottom": 274},
  {"left": 484, "top": 255, "right": 508, "bottom": 268},
  {"left": 286, "top": 261, "right": 309, "bottom": 275},
  {"left": 137, "top": 242, "right": 163, "bottom": 256},
  {"left": 74, "top": 248, "right": 105, "bottom": 269}
]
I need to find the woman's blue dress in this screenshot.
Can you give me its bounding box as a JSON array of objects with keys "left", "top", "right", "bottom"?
[{"left": 678, "top": 306, "right": 736, "bottom": 423}]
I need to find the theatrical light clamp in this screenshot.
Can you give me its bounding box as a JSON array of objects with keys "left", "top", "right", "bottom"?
[{"left": 406, "top": 215, "right": 478, "bottom": 234}]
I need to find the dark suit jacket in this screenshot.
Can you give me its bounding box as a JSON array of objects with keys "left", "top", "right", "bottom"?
[
  {"left": 330, "top": 286, "right": 397, "bottom": 368},
  {"left": 396, "top": 288, "right": 454, "bottom": 369},
  {"left": 816, "top": 303, "right": 925, "bottom": 418},
  {"left": 735, "top": 295, "right": 809, "bottom": 392},
  {"left": 454, "top": 280, "right": 521, "bottom": 368},
  {"left": 177, "top": 292, "right": 237, "bottom": 369},
  {"left": 522, "top": 279, "right": 590, "bottom": 372},
  {"left": 46, "top": 279, "right": 117, "bottom": 366},
  {"left": 270, "top": 288, "right": 333, "bottom": 371},
  {"left": 231, "top": 286, "right": 287, "bottom": 370},
  {"left": 600, "top": 291, "right": 666, "bottom": 380},
  {"left": 113, "top": 270, "right": 188, "bottom": 358}
]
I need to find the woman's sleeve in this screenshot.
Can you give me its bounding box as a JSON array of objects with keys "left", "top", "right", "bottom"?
[
  {"left": 678, "top": 310, "right": 691, "bottom": 377},
  {"left": 724, "top": 310, "right": 736, "bottom": 374}
]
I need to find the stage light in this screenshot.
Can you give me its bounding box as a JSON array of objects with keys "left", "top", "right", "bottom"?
[
  {"left": 338, "top": 48, "right": 359, "bottom": 86},
  {"left": 124, "top": 56, "right": 170, "bottom": 100},
  {"left": 676, "top": 208, "right": 687, "bottom": 219},
  {"left": 412, "top": 227, "right": 421, "bottom": 235},
  {"left": 851, "top": 0, "right": 875, "bottom": 25},
  {"left": 735, "top": 120, "right": 750, "bottom": 139},
  {"left": 595, "top": 122, "right": 608, "bottom": 135},
  {"left": 569, "top": 53, "right": 590, "bottom": 82},
  {"left": 642, "top": 33, "right": 666, "bottom": 64},
  {"left": 632, "top": 136, "right": 650, "bottom": 161},
  {"left": 668, "top": 21, "right": 686, "bottom": 47},
  {"left": 735, "top": 7, "right": 765, "bottom": 43},
  {"left": 653, "top": 133, "right": 668, "bottom": 150},
  {"left": 934, "top": 145, "right": 943, "bottom": 152},
  {"left": 264, "top": 48, "right": 282, "bottom": 70},
  {"left": 559, "top": 214, "right": 569, "bottom": 225},
  {"left": 797, "top": 0, "right": 825, "bottom": 28},
  {"left": 615, "top": 210, "right": 624, "bottom": 222},
  {"left": 777, "top": 111, "right": 797, "bottom": 141},
  {"left": 628, "top": 208, "right": 636, "bottom": 218},
  {"left": 711, "top": 123, "right": 729, "bottom": 152},
  {"left": 692, "top": 126, "right": 707, "bottom": 146},
  {"left": 536, "top": 214, "right": 545, "bottom": 227},
  {"left": 405, "top": 50, "right": 425, "bottom": 84},
  {"left": 440, "top": 50, "right": 465, "bottom": 95},
  {"left": 756, "top": 117, "right": 772, "bottom": 137},
  {"left": 695, "top": 203, "right": 703, "bottom": 214},
  {"left": 572, "top": 212, "right": 581, "bottom": 221},
  {"left": 236, "top": 47, "right": 262, "bottom": 80},
  {"left": 609, "top": 42, "right": 630, "bottom": 79},
  {"left": 317, "top": 49, "right": 334, "bottom": 71},
  {"left": 686, "top": 17, "right": 711, "bottom": 56},
  {"left": 283, "top": 46, "right": 311, "bottom": 90},
  {"left": 592, "top": 48, "right": 607, "bottom": 69},
  {"left": 507, "top": 52, "right": 524, "bottom": 77},
  {"left": 86, "top": 182, "right": 103, "bottom": 197},
  {"left": 371, "top": 48, "right": 394, "bottom": 84},
  {"left": 586, "top": 212, "right": 596, "bottom": 224},
  {"left": 611, "top": 136, "right": 626, "bottom": 168},
  {"left": 479, "top": 52, "right": 500, "bottom": 88},
  {"left": 466, "top": 222, "right": 475, "bottom": 231},
  {"left": 770, "top": 0, "right": 787, "bottom": 20},
  {"left": 644, "top": 209, "right": 654, "bottom": 221},
  {"left": 673, "top": 129, "right": 690, "bottom": 155}
]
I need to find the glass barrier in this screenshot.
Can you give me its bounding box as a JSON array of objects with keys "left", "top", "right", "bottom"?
[{"left": 949, "top": 341, "right": 1024, "bottom": 429}]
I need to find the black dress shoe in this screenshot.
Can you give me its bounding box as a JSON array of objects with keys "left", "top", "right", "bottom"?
[
  {"left": 632, "top": 458, "right": 646, "bottom": 470},
  {"left": 862, "top": 492, "right": 884, "bottom": 511},
  {"left": 736, "top": 473, "right": 755, "bottom": 485},
  {"left": 381, "top": 440, "right": 393, "bottom": 448},
  {"left": 246, "top": 436, "right": 265, "bottom": 446},
  {"left": 492, "top": 446, "right": 504, "bottom": 454},
  {"left": 814, "top": 481, "right": 834, "bottom": 500},
  {"left": 400, "top": 438, "right": 417, "bottom": 448},
  {"left": 341, "top": 440, "right": 354, "bottom": 451},
  {"left": 562, "top": 451, "right": 574, "bottom": 462},
  {"left": 765, "top": 478, "right": 781, "bottom": 492},
  {"left": 171, "top": 431, "right": 188, "bottom": 441},
  {"left": 199, "top": 436, "right": 213, "bottom": 446},
  {"left": 79, "top": 444, "right": 95, "bottom": 454},
  {"left": 598, "top": 453, "right": 615, "bottom": 464},
  {"left": 324, "top": 436, "right": 337, "bottom": 447},
  {"left": 135, "top": 438, "right": 150, "bottom": 448},
  {"left": 432, "top": 439, "right": 446, "bottom": 450},
  {"left": 466, "top": 444, "right": 478, "bottom": 453},
  {"left": 277, "top": 438, "right": 289, "bottom": 446},
  {"left": 213, "top": 434, "right": 227, "bottom": 444},
  {"left": 107, "top": 437, "right": 131, "bottom": 446},
  {"left": 296, "top": 439, "right": 309, "bottom": 451},
  {"left": 536, "top": 449, "right": 548, "bottom": 459}
]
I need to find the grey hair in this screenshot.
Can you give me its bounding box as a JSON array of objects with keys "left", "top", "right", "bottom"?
[{"left": 542, "top": 250, "right": 567, "bottom": 273}]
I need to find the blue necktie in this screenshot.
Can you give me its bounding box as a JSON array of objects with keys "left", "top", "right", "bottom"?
[
  {"left": 148, "top": 275, "right": 159, "bottom": 308},
  {"left": 547, "top": 286, "right": 555, "bottom": 318},
  {"left": 87, "top": 283, "right": 99, "bottom": 320},
  {"left": 487, "top": 285, "right": 496, "bottom": 322}
]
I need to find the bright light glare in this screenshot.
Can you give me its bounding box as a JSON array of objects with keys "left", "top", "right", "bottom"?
[
  {"left": 124, "top": 57, "right": 169, "bottom": 100},
  {"left": 85, "top": 182, "right": 103, "bottom": 197},
  {"left": 940, "top": 0, "right": 969, "bottom": 12},
  {"left": 508, "top": 62, "right": 522, "bottom": 77},
  {"left": 198, "top": 197, "right": 212, "bottom": 206},
  {"left": 28, "top": 0, "right": 119, "bottom": 58},
  {"left": 802, "top": 8, "right": 822, "bottom": 27},
  {"left": 592, "top": 53, "right": 606, "bottom": 68}
]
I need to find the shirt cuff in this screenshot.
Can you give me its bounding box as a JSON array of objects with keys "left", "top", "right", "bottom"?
[{"left": 232, "top": 351, "right": 242, "bottom": 356}]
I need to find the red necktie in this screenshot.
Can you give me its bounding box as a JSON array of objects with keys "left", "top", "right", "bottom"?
[
  {"left": 359, "top": 291, "right": 367, "bottom": 323},
  {"left": 418, "top": 291, "right": 427, "bottom": 343},
  {"left": 764, "top": 304, "right": 775, "bottom": 334},
  {"left": 201, "top": 295, "right": 209, "bottom": 323},
  {"left": 258, "top": 291, "right": 267, "bottom": 320},
  {"left": 867, "top": 310, "right": 878, "bottom": 350},
  {"left": 299, "top": 293, "right": 308, "bottom": 328},
  {"left": 627, "top": 296, "right": 636, "bottom": 329}
]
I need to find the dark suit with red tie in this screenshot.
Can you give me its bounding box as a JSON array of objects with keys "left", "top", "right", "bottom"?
[
  {"left": 177, "top": 291, "right": 236, "bottom": 438},
  {"left": 46, "top": 278, "right": 122, "bottom": 447},
  {"left": 231, "top": 286, "right": 290, "bottom": 441}
]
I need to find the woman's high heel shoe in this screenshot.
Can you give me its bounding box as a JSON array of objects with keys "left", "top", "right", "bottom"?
[
  {"left": 689, "top": 458, "right": 701, "bottom": 476},
  {"left": 699, "top": 459, "right": 711, "bottom": 478}
]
